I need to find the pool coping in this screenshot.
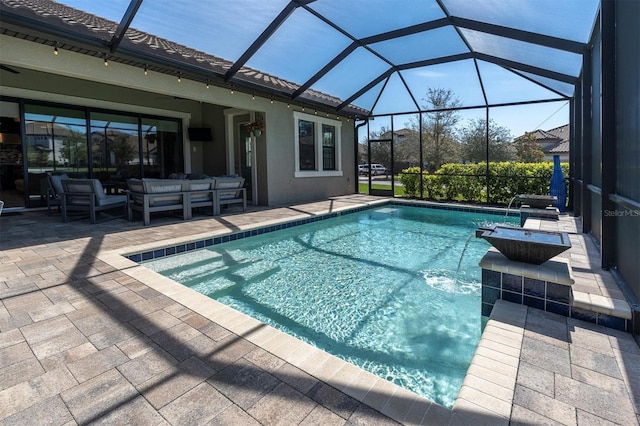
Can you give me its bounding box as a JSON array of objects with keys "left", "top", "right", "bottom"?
[{"left": 96, "top": 198, "right": 522, "bottom": 423}]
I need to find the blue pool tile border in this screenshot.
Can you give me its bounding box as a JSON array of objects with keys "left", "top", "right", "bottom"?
[
  {"left": 481, "top": 268, "right": 632, "bottom": 332},
  {"left": 390, "top": 201, "right": 520, "bottom": 218},
  {"left": 126, "top": 201, "right": 517, "bottom": 263}
]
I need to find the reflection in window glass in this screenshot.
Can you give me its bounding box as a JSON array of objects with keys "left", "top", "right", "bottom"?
[
  {"left": 24, "top": 104, "right": 88, "bottom": 204},
  {"left": 22, "top": 104, "right": 183, "bottom": 193},
  {"left": 141, "top": 118, "right": 182, "bottom": 178},
  {"left": 299, "top": 120, "right": 316, "bottom": 171},
  {"left": 25, "top": 105, "right": 87, "bottom": 172},
  {"left": 322, "top": 124, "right": 336, "bottom": 170},
  {"left": 90, "top": 112, "right": 140, "bottom": 181}
]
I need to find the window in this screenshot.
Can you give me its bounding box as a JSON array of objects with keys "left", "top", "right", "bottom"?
[
  {"left": 298, "top": 119, "right": 315, "bottom": 171},
  {"left": 141, "top": 117, "right": 182, "bottom": 178},
  {"left": 322, "top": 124, "right": 336, "bottom": 170},
  {"left": 294, "top": 111, "right": 342, "bottom": 177},
  {"left": 25, "top": 104, "right": 88, "bottom": 176},
  {"left": 90, "top": 112, "right": 139, "bottom": 181},
  {"left": 23, "top": 102, "right": 182, "bottom": 187}
]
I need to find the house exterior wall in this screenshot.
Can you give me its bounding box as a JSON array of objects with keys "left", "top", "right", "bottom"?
[
  {"left": 542, "top": 153, "right": 569, "bottom": 162},
  {"left": 265, "top": 110, "right": 356, "bottom": 206},
  {"left": 0, "top": 35, "right": 356, "bottom": 207}
]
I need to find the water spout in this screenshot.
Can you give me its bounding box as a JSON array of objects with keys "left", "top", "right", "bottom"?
[
  {"left": 454, "top": 233, "right": 475, "bottom": 290},
  {"left": 505, "top": 195, "right": 518, "bottom": 218}
]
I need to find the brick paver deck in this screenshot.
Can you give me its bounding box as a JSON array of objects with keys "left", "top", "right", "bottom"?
[{"left": 1, "top": 195, "right": 638, "bottom": 425}]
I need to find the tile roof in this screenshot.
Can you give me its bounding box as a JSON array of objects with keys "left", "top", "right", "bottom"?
[
  {"left": 544, "top": 124, "right": 570, "bottom": 142},
  {"left": 550, "top": 140, "right": 569, "bottom": 153},
  {"left": 518, "top": 124, "right": 570, "bottom": 154}
]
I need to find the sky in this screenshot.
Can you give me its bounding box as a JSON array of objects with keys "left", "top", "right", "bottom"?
[
  {"left": 365, "top": 99, "right": 570, "bottom": 140},
  {"left": 61, "top": 0, "right": 579, "bottom": 138}
]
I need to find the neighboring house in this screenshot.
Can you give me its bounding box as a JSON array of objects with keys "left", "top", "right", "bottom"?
[
  {"left": 359, "top": 128, "right": 420, "bottom": 171},
  {"left": 519, "top": 124, "right": 570, "bottom": 162}
]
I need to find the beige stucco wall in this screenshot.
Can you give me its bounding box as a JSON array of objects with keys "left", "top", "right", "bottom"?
[
  {"left": 0, "top": 35, "right": 356, "bottom": 207},
  {"left": 264, "top": 110, "right": 356, "bottom": 206}
]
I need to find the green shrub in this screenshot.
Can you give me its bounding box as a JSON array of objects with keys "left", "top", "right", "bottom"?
[
  {"left": 399, "top": 161, "right": 569, "bottom": 205},
  {"left": 398, "top": 167, "right": 422, "bottom": 198}
]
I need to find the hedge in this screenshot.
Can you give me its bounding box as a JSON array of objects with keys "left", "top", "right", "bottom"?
[{"left": 398, "top": 162, "right": 569, "bottom": 205}]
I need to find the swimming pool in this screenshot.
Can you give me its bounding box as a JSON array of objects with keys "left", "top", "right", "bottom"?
[{"left": 142, "top": 204, "right": 518, "bottom": 408}]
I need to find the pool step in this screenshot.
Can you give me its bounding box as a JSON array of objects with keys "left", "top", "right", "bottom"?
[
  {"left": 570, "top": 289, "right": 632, "bottom": 323},
  {"left": 479, "top": 248, "right": 634, "bottom": 332}
]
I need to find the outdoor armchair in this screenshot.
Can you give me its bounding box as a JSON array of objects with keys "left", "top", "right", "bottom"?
[
  {"left": 61, "top": 179, "right": 129, "bottom": 224},
  {"left": 213, "top": 176, "right": 247, "bottom": 215}
]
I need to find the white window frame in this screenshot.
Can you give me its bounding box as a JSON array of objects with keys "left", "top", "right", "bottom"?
[{"left": 293, "top": 111, "right": 342, "bottom": 178}]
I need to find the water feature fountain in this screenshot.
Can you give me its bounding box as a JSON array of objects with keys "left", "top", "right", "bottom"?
[{"left": 476, "top": 225, "right": 571, "bottom": 265}]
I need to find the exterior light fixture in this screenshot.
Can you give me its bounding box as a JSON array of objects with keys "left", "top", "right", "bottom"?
[
  {"left": 252, "top": 91, "right": 255, "bottom": 100},
  {"left": 206, "top": 80, "right": 210, "bottom": 89},
  {"left": 270, "top": 98, "right": 274, "bottom": 104},
  {"left": 177, "top": 73, "right": 182, "bottom": 82},
  {"left": 144, "top": 65, "right": 148, "bottom": 75},
  {"left": 53, "top": 43, "right": 59, "bottom": 55},
  {"left": 287, "top": 103, "right": 290, "bottom": 108},
  {"left": 104, "top": 54, "right": 108, "bottom": 66}
]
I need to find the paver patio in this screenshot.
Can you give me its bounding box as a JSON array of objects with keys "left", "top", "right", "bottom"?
[{"left": 1, "top": 195, "right": 639, "bottom": 425}]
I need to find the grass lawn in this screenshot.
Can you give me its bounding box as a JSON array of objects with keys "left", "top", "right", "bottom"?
[{"left": 358, "top": 183, "right": 405, "bottom": 196}]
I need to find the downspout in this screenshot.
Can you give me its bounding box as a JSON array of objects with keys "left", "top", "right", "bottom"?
[{"left": 354, "top": 119, "right": 368, "bottom": 194}]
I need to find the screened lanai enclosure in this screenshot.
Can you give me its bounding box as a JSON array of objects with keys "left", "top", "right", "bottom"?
[
  {"left": 1, "top": 1, "right": 597, "bottom": 202},
  {"left": 0, "top": 1, "right": 639, "bottom": 330}
]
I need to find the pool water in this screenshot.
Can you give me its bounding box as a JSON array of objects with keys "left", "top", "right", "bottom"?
[{"left": 142, "top": 205, "right": 518, "bottom": 408}]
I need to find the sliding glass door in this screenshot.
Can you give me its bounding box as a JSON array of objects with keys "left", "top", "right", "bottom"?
[
  {"left": 90, "top": 112, "right": 140, "bottom": 182},
  {"left": 0, "top": 101, "right": 23, "bottom": 208},
  {"left": 24, "top": 104, "right": 88, "bottom": 206}
]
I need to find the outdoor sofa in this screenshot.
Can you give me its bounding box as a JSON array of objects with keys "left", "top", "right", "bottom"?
[{"left": 126, "top": 176, "right": 246, "bottom": 226}]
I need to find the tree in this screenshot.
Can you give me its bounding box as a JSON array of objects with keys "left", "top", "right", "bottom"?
[
  {"left": 114, "top": 134, "right": 137, "bottom": 167},
  {"left": 27, "top": 144, "right": 51, "bottom": 167},
  {"left": 410, "top": 88, "right": 461, "bottom": 172},
  {"left": 458, "top": 118, "right": 515, "bottom": 163},
  {"left": 366, "top": 126, "right": 392, "bottom": 168},
  {"left": 60, "top": 129, "right": 88, "bottom": 169},
  {"left": 392, "top": 128, "right": 421, "bottom": 167},
  {"left": 514, "top": 132, "right": 545, "bottom": 162}
]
